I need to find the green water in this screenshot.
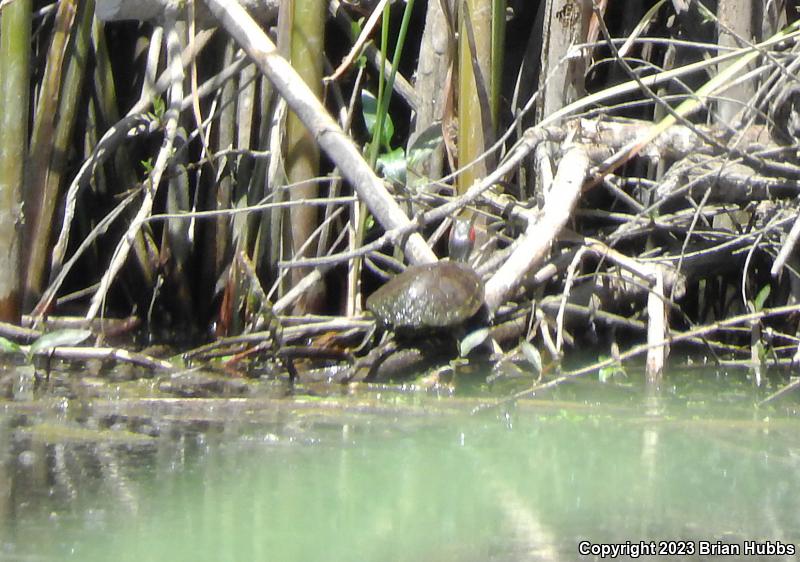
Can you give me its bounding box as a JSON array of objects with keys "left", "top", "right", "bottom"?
[{"left": 0, "top": 370, "right": 799, "bottom": 561}]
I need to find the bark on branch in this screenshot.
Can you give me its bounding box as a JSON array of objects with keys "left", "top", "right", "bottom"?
[{"left": 484, "top": 145, "right": 591, "bottom": 312}]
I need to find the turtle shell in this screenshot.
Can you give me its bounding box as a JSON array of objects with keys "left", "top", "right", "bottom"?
[{"left": 366, "top": 261, "right": 484, "bottom": 330}]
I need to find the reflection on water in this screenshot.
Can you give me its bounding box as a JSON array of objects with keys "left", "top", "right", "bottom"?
[{"left": 0, "top": 374, "right": 799, "bottom": 561}]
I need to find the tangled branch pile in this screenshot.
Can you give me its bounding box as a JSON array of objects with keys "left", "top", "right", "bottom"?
[{"left": 2, "top": 0, "right": 800, "bottom": 389}]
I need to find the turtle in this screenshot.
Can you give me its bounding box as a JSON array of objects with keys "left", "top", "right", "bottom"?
[
  {"left": 366, "top": 216, "right": 484, "bottom": 332},
  {"left": 359, "top": 217, "right": 486, "bottom": 380}
]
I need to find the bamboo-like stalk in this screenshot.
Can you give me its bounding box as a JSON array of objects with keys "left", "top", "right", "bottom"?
[
  {"left": 162, "top": 130, "right": 194, "bottom": 322},
  {"left": 457, "top": 0, "right": 496, "bottom": 258},
  {"left": 715, "top": 1, "right": 757, "bottom": 125},
  {"left": 234, "top": 61, "right": 260, "bottom": 256},
  {"left": 536, "top": 0, "right": 590, "bottom": 123},
  {"left": 458, "top": 0, "right": 493, "bottom": 190},
  {"left": 216, "top": 40, "right": 237, "bottom": 283},
  {"left": 490, "top": 0, "right": 505, "bottom": 129},
  {"left": 249, "top": 73, "right": 275, "bottom": 274},
  {"left": 23, "top": 0, "right": 79, "bottom": 308},
  {"left": 236, "top": 60, "right": 258, "bottom": 184},
  {"left": 216, "top": 42, "right": 261, "bottom": 334},
  {"left": 43, "top": 0, "right": 95, "bottom": 268},
  {"left": 408, "top": 0, "right": 453, "bottom": 183},
  {"left": 0, "top": 0, "right": 32, "bottom": 322},
  {"left": 284, "top": 0, "right": 326, "bottom": 314}
]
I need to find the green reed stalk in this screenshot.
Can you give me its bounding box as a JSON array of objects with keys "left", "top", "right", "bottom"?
[{"left": 0, "top": 0, "right": 32, "bottom": 321}]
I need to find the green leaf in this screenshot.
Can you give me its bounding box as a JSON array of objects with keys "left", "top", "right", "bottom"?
[
  {"left": 754, "top": 284, "right": 771, "bottom": 312},
  {"left": 360, "top": 89, "right": 393, "bottom": 148},
  {"left": 459, "top": 328, "right": 489, "bottom": 357},
  {"left": 361, "top": 90, "right": 379, "bottom": 134},
  {"left": 0, "top": 336, "right": 22, "bottom": 353},
  {"left": 377, "top": 147, "right": 406, "bottom": 184},
  {"left": 152, "top": 96, "right": 165, "bottom": 119},
  {"left": 598, "top": 354, "right": 627, "bottom": 383},
  {"left": 407, "top": 122, "right": 443, "bottom": 168},
  {"left": 29, "top": 329, "right": 92, "bottom": 357},
  {"left": 520, "top": 340, "right": 542, "bottom": 375},
  {"left": 170, "top": 354, "right": 186, "bottom": 369}
]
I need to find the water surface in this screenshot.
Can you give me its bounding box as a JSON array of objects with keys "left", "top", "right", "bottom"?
[{"left": 0, "top": 366, "right": 798, "bottom": 561}]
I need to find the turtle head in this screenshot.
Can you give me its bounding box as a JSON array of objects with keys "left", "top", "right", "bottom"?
[{"left": 448, "top": 216, "right": 476, "bottom": 264}]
